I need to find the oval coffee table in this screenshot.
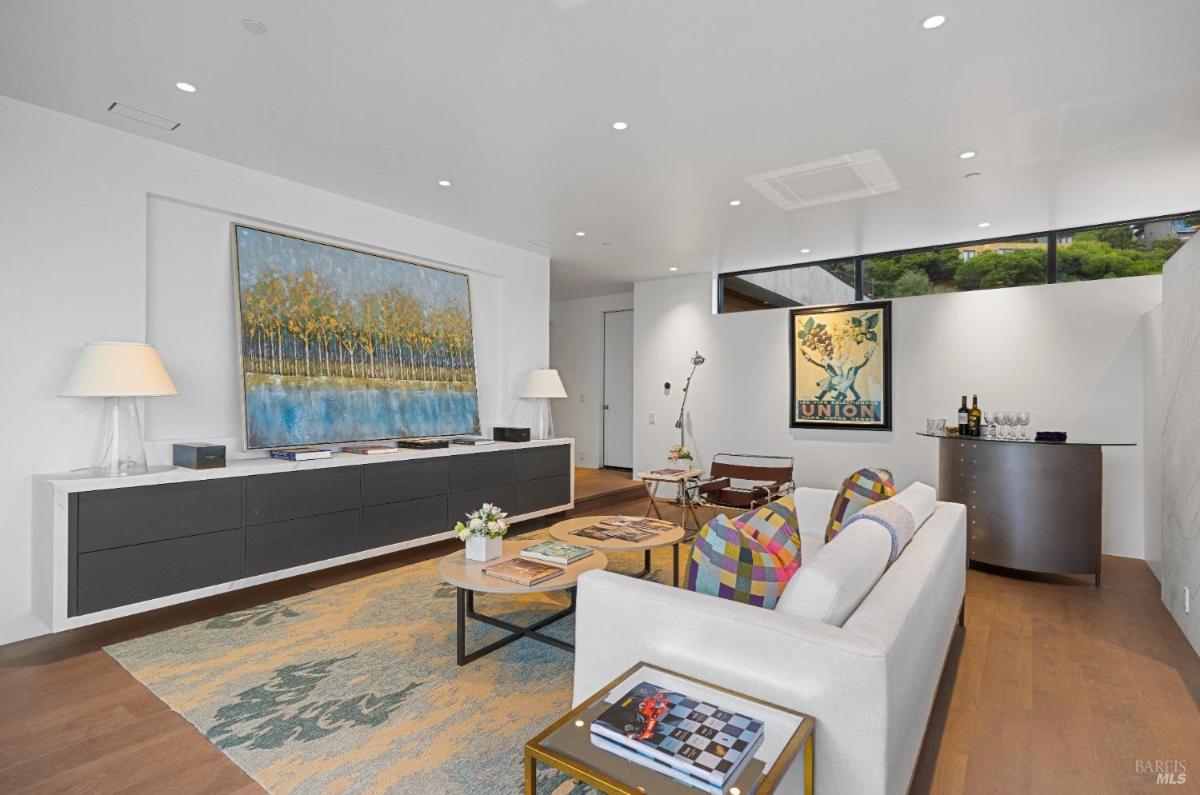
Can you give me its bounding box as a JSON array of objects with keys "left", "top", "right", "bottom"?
[
  {"left": 549, "top": 516, "right": 686, "bottom": 587},
  {"left": 439, "top": 539, "right": 608, "bottom": 666}
]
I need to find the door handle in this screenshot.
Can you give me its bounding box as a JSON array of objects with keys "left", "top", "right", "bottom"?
[{"left": 604, "top": 405, "right": 610, "bottom": 410}]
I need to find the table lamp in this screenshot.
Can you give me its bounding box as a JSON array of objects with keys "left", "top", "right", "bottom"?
[
  {"left": 60, "top": 342, "right": 178, "bottom": 476},
  {"left": 520, "top": 368, "right": 567, "bottom": 440}
]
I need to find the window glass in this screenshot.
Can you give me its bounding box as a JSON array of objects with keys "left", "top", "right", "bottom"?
[
  {"left": 863, "top": 236, "right": 1047, "bottom": 298},
  {"left": 721, "top": 260, "right": 854, "bottom": 312},
  {"left": 1057, "top": 215, "right": 1197, "bottom": 281}
]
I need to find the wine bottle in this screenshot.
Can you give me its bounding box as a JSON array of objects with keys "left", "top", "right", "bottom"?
[
  {"left": 957, "top": 396, "right": 969, "bottom": 436},
  {"left": 968, "top": 394, "right": 982, "bottom": 437}
]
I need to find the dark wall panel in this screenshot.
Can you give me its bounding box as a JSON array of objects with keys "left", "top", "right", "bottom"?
[
  {"left": 516, "top": 475, "right": 571, "bottom": 515},
  {"left": 244, "top": 467, "right": 361, "bottom": 525},
  {"left": 363, "top": 495, "right": 449, "bottom": 549},
  {"left": 514, "top": 446, "right": 572, "bottom": 482},
  {"left": 76, "top": 479, "right": 242, "bottom": 553},
  {"left": 448, "top": 483, "right": 517, "bottom": 520},
  {"left": 75, "top": 528, "right": 243, "bottom": 615},
  {"left": 449, "top": 451, "right": 515, "bottom": 491},
  {"left": 244, "top": 509, "right": 361, "bottom": 576},
  {"left": 362, "top": 458, "right": 450, "bottom": 507}
]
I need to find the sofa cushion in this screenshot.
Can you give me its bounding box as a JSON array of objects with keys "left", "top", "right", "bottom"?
[
  {"left": 891, "top": 481, "right": 936, "bottom": 528},
  {"left": 684, "top": 497, "right": 801, "bottom": 609},
  {"left": 776, "top": 517, "right": 891, "bottom": 626},
  {"left": 825, "top": 467, "right": 896, "bottom": 543}
]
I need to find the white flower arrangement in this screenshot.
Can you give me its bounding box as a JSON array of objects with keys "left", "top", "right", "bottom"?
[
  {"left": 455, "top": 502, "right": 509, "bottom": 541},
  {"left": 667, "top": 443, "right": 694, "bottom": 462}
]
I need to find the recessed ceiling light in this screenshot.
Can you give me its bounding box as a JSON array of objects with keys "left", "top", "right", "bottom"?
[
  {"left": 575, "top": 231, "right": 586, "bottom": 237},
  {"left": 800, "top": 248, "right": 811, "bottom": 254},
  {"left": 921, "top": 14, "right": 947, "bottom": 30},
  {"left": 977, "top": 221, "right": 991, "bottom": 228},
  {"left": 729, "top": 200, "right": 742, "bottom": 207},
  {"left": 241, "top": 19, "right": 268, "bottom": 35},
  {"left": 175, "top": 82, "right": 197, "bottom": 93},
  {"left": 612, "top": 121, "right": 628, "bottom": 131},
  {"left": 437, "top": 180, "right": 451, "bottom": 187},
  {"left": 669, "top": 267, "right": 679, "bottom": 272},
  {"left": 965, "top": 171, "right": 981, "bottom": 179},
  {"left": 958, "top": 150, "right": 977, "bottom": 160}
]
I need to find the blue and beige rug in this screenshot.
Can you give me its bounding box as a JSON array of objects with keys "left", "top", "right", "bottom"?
[{"left": 105, "top": 529, "right": 674, "bottom": 794}]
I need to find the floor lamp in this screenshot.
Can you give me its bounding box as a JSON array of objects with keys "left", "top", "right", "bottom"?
[{"left": 60, "top": 342, "right": 178, "bottom": 476}]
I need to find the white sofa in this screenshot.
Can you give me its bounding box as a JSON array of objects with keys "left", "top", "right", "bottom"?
[{"left": 572, "top": 486, "right": 967, "bottom": 795}]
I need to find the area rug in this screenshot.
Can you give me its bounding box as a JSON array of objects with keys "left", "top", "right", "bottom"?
[{"left": 104, "top": 529, "right": 676, "bottom": 794}]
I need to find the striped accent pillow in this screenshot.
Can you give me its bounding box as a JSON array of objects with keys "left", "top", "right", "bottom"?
[
  {"left": 825, "top": 467, "right": 896, "bottom": 543},
  {"left": 684, "top": 498, "right": 802, "bottom": 609}
]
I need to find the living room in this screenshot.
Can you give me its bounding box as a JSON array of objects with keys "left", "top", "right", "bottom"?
[{"left": 2, "top": 2, "right": 1199, "bottom": 793}]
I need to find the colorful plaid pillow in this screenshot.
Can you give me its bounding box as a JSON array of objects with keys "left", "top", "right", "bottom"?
[
  {"left": 825, "top": 467, "right": 896, "bottom": 543},
  {"left": 684, "top": 498, "right": 802, "bottom": 609}
]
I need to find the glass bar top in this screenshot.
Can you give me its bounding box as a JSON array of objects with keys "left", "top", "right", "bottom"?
[{"left": 915, "top": 431, "right": 1135, "bottom": 447}]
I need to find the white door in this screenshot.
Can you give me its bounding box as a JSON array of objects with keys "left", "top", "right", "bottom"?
[{"left": 602, "top": 309, "right": 634, "bottom": 469}]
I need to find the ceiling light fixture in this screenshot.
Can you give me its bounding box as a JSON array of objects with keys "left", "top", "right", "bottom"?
[
  {"left": 729, "top": 200, "right": 742, "bottom": 207},
  {"left": 612, "top": 121, "right": 628, "bottom": 131},
  {"left": 669, "top": 267, "right": 679, "bottom": 272},
  {"left": 977, "top": 221, "right": 991, "bottom": 228},
  {"left": 920, "top": 14, "right": 947, "bottom": 30},
  {"left": 437, "top": 180, "right": 451, "bottom": 187},
  {"left": 800, "top": 248, "right": 811, "bottom": 254},
  {"left": 958, "top": 150, "right": 977, "bottom": 160},
  {"left": 175, "top": 82, "right": 197, "bottom": 93},
  {"left": 241, "top": 19, "right": 268, "bottom": 35},
  {"left": 575, "top": 231, "right": 586, "bottom": 237}
]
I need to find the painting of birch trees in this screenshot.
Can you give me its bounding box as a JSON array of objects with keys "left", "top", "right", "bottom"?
[{"left": 233, "top": 225, "right": 479, "bottom": 448}]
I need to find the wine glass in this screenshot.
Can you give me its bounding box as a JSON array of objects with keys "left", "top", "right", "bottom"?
[
  {"left": 1002, "top": 411, "right": 1016, "bottom": 439},
  {"left": 982, "top": 411, "right": 994, "bottom": 438},
  {"left": 1017, "top": 411, "right": 1030, "bottom": 440}
]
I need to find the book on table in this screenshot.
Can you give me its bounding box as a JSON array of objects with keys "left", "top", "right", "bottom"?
[
  {"left": 588, "top": 734, "right": 724, "bottom": 795},
  {"left": 520, "top": 540, "right": 593, "bottom": 565},
  {"left": 340, "top": 445, "right": 397, "bottom": 455},
  {"left": 599, "top": 516, "right": 676, "bottom": 533},
  {"left": 269, "top": 447, "right": 332, "bottom": 461},
  {"left": 481, "top": 557, "right": 564, "bottom": 586},
  {"left": 571, "top": 525, "right": 654, "bottom": 543},
  {"left": 590, "top": 681, "right": 765, "bottom": 789}
]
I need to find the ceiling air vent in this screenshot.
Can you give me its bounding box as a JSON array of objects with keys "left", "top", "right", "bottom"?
[
  {"left": 107, "top": 102, "right": 180, "bottom": 132},
  {"left": 746, "top": 149, "right": 899, "bottom": 210}
]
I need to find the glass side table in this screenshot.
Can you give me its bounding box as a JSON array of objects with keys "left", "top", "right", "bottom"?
[{"left": 525, "top": 662, "right": 814, "bottom": 794}]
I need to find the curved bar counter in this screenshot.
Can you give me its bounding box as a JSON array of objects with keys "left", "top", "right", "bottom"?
[{"left": 918, "top": 433, "right": 1134, "bottom": 586}]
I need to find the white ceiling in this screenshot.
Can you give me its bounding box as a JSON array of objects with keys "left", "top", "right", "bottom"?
[{"left": 2, "top": 0, "right": 1199, "bottom": 299}]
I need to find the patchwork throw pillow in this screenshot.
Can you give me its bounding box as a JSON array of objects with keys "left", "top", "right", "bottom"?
[
  {"left": 825, "top": 467, "right": 896, "bottom": 543},
  {"left": 685, "top": 498, "right": 801, "bottom": 609}
]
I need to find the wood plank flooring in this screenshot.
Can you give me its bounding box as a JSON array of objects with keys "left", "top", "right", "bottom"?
[{"left": 2, "top": 491, "right": 1198, "bottom": 794}]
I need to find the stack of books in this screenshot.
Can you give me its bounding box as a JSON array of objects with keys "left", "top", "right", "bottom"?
[
  {"left": 481, "top": 557, "right": 563, "bottom": 586},
  {"left": 269, "top": 446, "right": 332, "bottom": 461},
  {"left": 590, "top": 681, "right": 765, "bottom": 793},
  {"left": 520, "top": 540, "right": 593, "bottom": 565}
]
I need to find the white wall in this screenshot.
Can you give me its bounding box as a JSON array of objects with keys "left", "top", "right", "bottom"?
[
  {"left": 549, "top": 292, "right": 635, "bottom": 468},
  {"left": 1160, "top": 237, "right": 1200, "bottom": 654},
  {"left": 633, "top": 272, "right": 1161, "bottom": 559},
  {"left": 1142, "top": 303, "right": 1164, "bottom": 580},
  {"left": 0, "top": 96, "right": 549, "bottom": 644}
]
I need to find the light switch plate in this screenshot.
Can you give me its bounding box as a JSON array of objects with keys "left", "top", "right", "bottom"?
[{"left": 648, "top": 411, "right": 656, "bottom": 425}]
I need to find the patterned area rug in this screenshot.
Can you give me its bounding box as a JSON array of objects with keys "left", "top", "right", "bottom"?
[{"left": 105, "top": 529, "right": 676, "bottom": 794}]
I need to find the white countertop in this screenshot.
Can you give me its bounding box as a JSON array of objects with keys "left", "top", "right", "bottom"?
[{"left": 38, "top": 437, "right": 574, "bottom": 493}]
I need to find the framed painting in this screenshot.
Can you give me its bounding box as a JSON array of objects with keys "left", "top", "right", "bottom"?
[
  {"left": 789, "top": 301, "right": 892, "bottom": 431},
  {"left": 231, "top": 224, "right": 480, "bottom": 449}
]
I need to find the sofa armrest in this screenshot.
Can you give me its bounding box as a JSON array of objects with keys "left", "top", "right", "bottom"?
[{"left": 573, "top": 570, "right": 893, "bottom": 793}]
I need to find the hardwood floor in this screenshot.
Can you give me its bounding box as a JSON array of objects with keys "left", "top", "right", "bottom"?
[
  {"left": 2, "top": 492, "right": 1198, "bottom": 794},
  {"left": 572, "top": 466, "right": 639, "bottom": 504}
]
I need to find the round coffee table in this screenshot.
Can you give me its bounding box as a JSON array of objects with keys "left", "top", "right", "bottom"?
[
  {"left": 438, "top": 539, "right": 608, "bottom": 666},
  {"left": 549, "top": 516, "right": 686, "bottom": 587}
]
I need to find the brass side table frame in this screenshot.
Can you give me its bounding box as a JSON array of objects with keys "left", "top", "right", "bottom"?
[
  {"left": 524, "top": 661, "right": 814, "bottom": 794},
  {"left": 638, "top": 468, "right": 704, "bottom": 534}
]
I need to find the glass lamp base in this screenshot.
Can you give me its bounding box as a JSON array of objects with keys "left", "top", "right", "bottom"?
[
  {"left": 529, "top": 399, "right": 555, "bottom": 440},
  {"left": 92, "top": 396, "right": 149, "bottom": 476}
]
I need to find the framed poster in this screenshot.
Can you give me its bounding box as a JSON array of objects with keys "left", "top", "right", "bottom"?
[
  {"left": 789, "top": 301, "right": 891, "bottom": 430},
  {"left": 232, "top": 224, "right": 480, "bottom": 449}
]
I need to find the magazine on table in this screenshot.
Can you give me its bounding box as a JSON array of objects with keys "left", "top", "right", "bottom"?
[
  {"left": 571, "top": 525, "right": 655, "bottom": 543},
  {"left": 590, "top": 681, "right": 764, "bottom": 788},
  {"left": 519, "top": 540, "right": 593, "bottom": 565},
  {"left": 481, "top": 557, "right": 563, "bottom": 586}
]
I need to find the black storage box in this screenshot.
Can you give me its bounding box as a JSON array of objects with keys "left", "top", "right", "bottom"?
[
  {"left": 173, "top": 442, "right": 226, "bottom": 469},
  {"left": 492, "top": 426, "right": 531, "bottom": 443}
]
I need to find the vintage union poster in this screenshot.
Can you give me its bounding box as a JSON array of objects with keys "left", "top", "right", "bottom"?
[{"left": 789, "top": 301, "right": 891, "bottom": 430}]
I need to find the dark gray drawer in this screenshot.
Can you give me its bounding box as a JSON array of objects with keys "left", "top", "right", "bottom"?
[
  {"left": 363, "top": 495, "right": 449, "bottom": 549},
  {"left": 449, "top": 451, "right": 515, "bottom": 491},
  {"left": 74, "top": 528, "right": 243, "bottom": 615},
  {"left": 244, "top": 509, "right": 361, "bottom": 576},
  {"left": 75, "top": 478, "right": 242, "bottom": 553},
  {"left": 516, "top": 475, "right": 571, "bottom": 515},
  {"left": 361, "top": 458, "right": 449, "bottom": 507},
  {"left": 448, "top": 483, "right": 517, "bottom": 521},
  {"left": 244, "top": 467, "right": 361, "bottom": 525},
  {"left": 514, "top": 445, "right": 571, "bottom": 482}
]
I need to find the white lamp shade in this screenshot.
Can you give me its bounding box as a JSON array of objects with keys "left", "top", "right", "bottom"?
[
  {"left": 520, "top": 368, "right": 567, "bottom": 399},
  {"left": 60, "top": 342, "right": 178, "bottom": 397}
]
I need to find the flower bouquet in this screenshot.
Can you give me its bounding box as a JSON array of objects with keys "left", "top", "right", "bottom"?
[
  {"left": 455, "top": 503, "right": 509, "bottom": 562},
  {"left": 666, "top": 444, "right": 694, "bottom": 465}
]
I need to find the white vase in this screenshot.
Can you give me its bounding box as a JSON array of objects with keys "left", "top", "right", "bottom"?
[{"left": 465, "top": 534, "right": 503, "bottom": 562}]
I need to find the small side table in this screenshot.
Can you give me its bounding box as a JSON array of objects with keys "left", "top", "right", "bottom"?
[
  {"left": 549, "top": 516, "right": 686, "bottom": 587},
  {"left": 638, "top": 468, "right": 704, "bottom": 534},
  {"left": 525, "top": 661, "right": 814, "bottom": 794}
]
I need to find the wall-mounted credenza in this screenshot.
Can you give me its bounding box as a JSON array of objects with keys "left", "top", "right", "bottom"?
[{"left": 33, "top": 439, "right": 574, "bottom": 632}]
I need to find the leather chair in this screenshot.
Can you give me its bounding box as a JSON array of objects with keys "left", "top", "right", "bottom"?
[{"left": 693, "top": 453, "right": 795, "bottom": 512}]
